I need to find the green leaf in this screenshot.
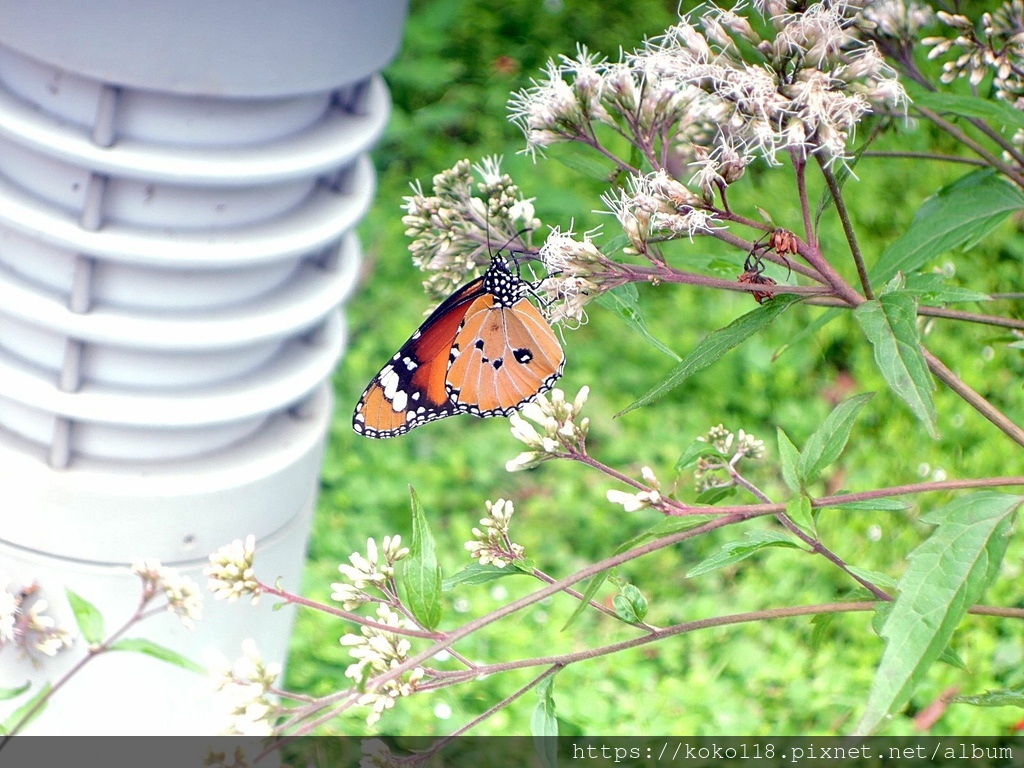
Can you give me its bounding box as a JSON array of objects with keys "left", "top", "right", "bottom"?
[
  {"left": 66, "top": 588, "right": 104, "bottom": 645},
  {"left": 786, "top": 495, "right": 816, "bottom": 535},
  {"left": 845, "top": 567, "right": 897, "bottom": 591},
  {"left": 855, "top": 492, "right": 1021, "bottom": 735},
  {"left": 1, "top": 682, "right": 51, "bottom": 736},
  {"left": 952, "top": 688, "right": 1024, "bottom": 708},
  {"left": 907, "top": 84, "right": 1024, "bottom": 131},
  {"left": 870, "top": 169, "right": 1024, "bottom": 286},
  {"left": 401, "top": 487, "right": 443, "bottom": 630},
  {"left": 0, "top": 682, "right": 30, "bottom": 702},
  {"left": 937, "top": 645, "right": 970, "bottom": 672},
  {"left": 617, "top": 294, "right": 802, "bottom": 417},
  {"left": 776, "top": 428, "right": 801, "bottom": 492},
  {"left": 694, "top": 485, "right": 737, "bottom": 505},
  {"left": 442, "top": 562, "right": 528, "bottom": 590},
  {"left": 561, "top": 572, "right": 611, "bottom": 632},
  {"left": 675, "top": 438, "right": 728, "bottom": 472},
  {"left": 810, "top": 613, "right": 835, "bottom": 650},
  {"left": 854, "top": 293, "right": 938, "bottom": 438},
  {"left": 545, "top": 141, "right": 620, "bottom": 181},
  {"left": 903, "top": 272, "right": 991, "bottom": 305},
  {"left": 598, "top": 285, "right": 682, "bottom": 363},
  {"left": 686, "top": 529, "right": 802, "bottom": 578},
  {"left": 613, "top": 584, "right": 649, "bottom": 623},
  {"left": 797, "top": 392, "right": 874, "bottom": 485},
  {"left": 108, "top": 638, "right": 204, "bottom": 674},
  {"left": 827, "top": 497, "right": 912, "bottom": 512},
  {"left": 532, "top": 675, "right": 559, "bottom": 768}
]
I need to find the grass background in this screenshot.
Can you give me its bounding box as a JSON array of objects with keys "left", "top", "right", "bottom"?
[{"left": 285, "top": 0, "right": 1024, "bottom": 735}]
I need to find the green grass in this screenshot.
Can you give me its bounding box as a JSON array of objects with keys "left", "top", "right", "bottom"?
[{"left": 284, "top": 0, "right": 1024, "bottom": 736}]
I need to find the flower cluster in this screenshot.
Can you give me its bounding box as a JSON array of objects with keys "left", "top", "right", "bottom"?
[
  {"left": 537, "top": 226, "right": 617, "bottom": 325},
  {"left": 331, "top": 536, "right": 410, "bottom": 610},
  {"left": 603, "top": 169, "right": 720, "bottom": 253},
  {"left": 853, "top": 0, "right": 934, "bottom": 44},
  {"left": 360, "top": 739, "right": 402, "bottom": 768},
  {"left": 510, "top": 3, "right": 905, "bottom": 169},
  {"left": 212, "top": 639, "right": 281, "bottom": 736},
  {"left": 923, "top": 1, "right": 1024, "bottom": 144},
  {"left": 132, "top": 559, "right": 203, "bottom": 629},
  {"left": 465, "top": 498, "right": 525, "bottom": 568},
  {"left": 693, "top": 423, "right": 766, "bottom": 492},
  {"left": 402, "top": 157, "right": 542, "bottom": 300},
  {"left": 205, "top": 535, "right": 261, "bottom": 606},
  {"left": 606, "top": 466, "right": 664, "bottom": 513},
  {"left": 0, "top": 577, "right": 74, "bottom": 658},
  {"left": 341, "top": 604, "right": 425, "bottom": 726},
  {"left": 506, "top": 386, "right": 590, "bottom": 471}
]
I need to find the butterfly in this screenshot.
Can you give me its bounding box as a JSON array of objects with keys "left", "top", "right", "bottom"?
[{"left": 353, "top": 258, "right": 564, "bottom": 438}]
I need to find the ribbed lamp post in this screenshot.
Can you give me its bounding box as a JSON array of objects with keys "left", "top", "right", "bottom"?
[{"left": 0, "top": 1, "right": 407, "bottom": 734}]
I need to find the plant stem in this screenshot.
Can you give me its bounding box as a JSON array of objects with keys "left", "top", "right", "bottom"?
[
  {"left": 816, "top": 154, "right": 873, "bottom": 300},
  {"left": 923, "top": 347, "right": 1024, "bottom": 447},
  {"left": 914, "top": 105, "right": 1024, "bottom": 188},
  {"left": 861, "top": 150, "right": 987, "bottom": 166},
  {"left": 421, "top": 665, "right": 562, "bottom": 751},
  {"left": 259, "top": 582, "right": 442, "bottom": 640}
]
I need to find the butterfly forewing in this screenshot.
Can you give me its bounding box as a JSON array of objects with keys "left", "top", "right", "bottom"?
[{"left": 352, "top": 276, "right": 486, "bottom": 438}]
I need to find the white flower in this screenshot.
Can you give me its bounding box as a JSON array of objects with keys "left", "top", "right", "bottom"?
[
  {"left": 606, "top": 488, "right": 663, "bottom": 513},
  {"left": 506, "top": 386, "right": 590, "bottom": 471},
  {"left": 465, "top": 499, "right": 525, "bottom": 568},
  {"left": 212, "top": 639, "right": 281, "bottom": 736},
  {"left": 205, "top": 535, "right": 261, "bottom": 605},
  {"left": 132, "top": 558, "right": 202, "bottom": 629},
  {"left": 341, "top": 605, "right": 425, "bottom": 726}
]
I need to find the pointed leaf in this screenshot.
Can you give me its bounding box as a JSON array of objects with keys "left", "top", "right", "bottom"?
[
  {"left": 827, "top": 497, "right": 911, "bottom": 512},
  {"left": 797, "top": 392, "right": 875, "bottom": 484},
  {"left": 903, "top": 272, "right": 991, "bottom": 305},
  {"left": 1, "top": 682, "right": 51, "bottom": 736},
  {"left": 845, "top": 567, "right": 897, "bottom": 591},
  {"left": 952, "top": 688, "right": 1024, "bottom": 708},
  {"left": 442, "top": 562, "right": 529, "bottom": 590},
  {"left": 855, "top": 492, "right": 1021, "bottom": 735},
  {"left": 870, "top": 169, "right": 1024, "bottom": 285},
  {"left": 907, "top": 84, "right": 1024, "bottom": 131},
  {"left": 776, "top": 428, "right": 801, "bottom": 492},
  {"left": 686, "top": 529, "right": 802, "bottom": 578},
  {"left": 0, "top": 682, "right": 30, "bottom": 702},
  {"left": 546, "top": 141, "right": 620, "bottom": 181},
  {"left": 613, "top": 584, "right": 649, "bottom": 624},
  {"left": 66, "top": 588, "right": 104, "bottom": 645},
  {"left": 532, "top": 675, "right": 559, "bottom": 768},
  {"left": 618, "top": 294, "right": 802, "bottom": 417},
  {"left": 786, "top": 495, "right": 816, "bottom": 535},
  {"left": 401, "top": 487, "right": 443, "bottom": 630},
  {"left": 599, "top": 286, "right": 682, "bottom": 362},
  {"left": 108, "top": 638, "right": 204, "bottom": 674},
  {"left": 854, "top": 293, "right": 938, "bottom": 438},
  {"left": 561, "top": 572, "right": 611, "bottom": 632}
]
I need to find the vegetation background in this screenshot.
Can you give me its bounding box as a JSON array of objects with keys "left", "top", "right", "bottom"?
[{"left": 286, "top": 0, "right": 1024, "bottom": 735}]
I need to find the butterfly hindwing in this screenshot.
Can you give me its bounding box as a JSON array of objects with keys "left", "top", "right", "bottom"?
[{"left": 446, "top": 294, "right": 564, "bottom": 415}]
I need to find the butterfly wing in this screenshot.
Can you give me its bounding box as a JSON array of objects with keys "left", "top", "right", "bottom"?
[
  {"left": 446, "top": 294, "right": 564, "bottom": 416},
  {"left": 353, "top": 276, "right": 486, "bottom": 438}
]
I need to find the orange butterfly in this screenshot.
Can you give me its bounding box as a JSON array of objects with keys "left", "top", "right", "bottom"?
[{"left": 353, "top": 259, "right": 564, "bottom": 438}]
